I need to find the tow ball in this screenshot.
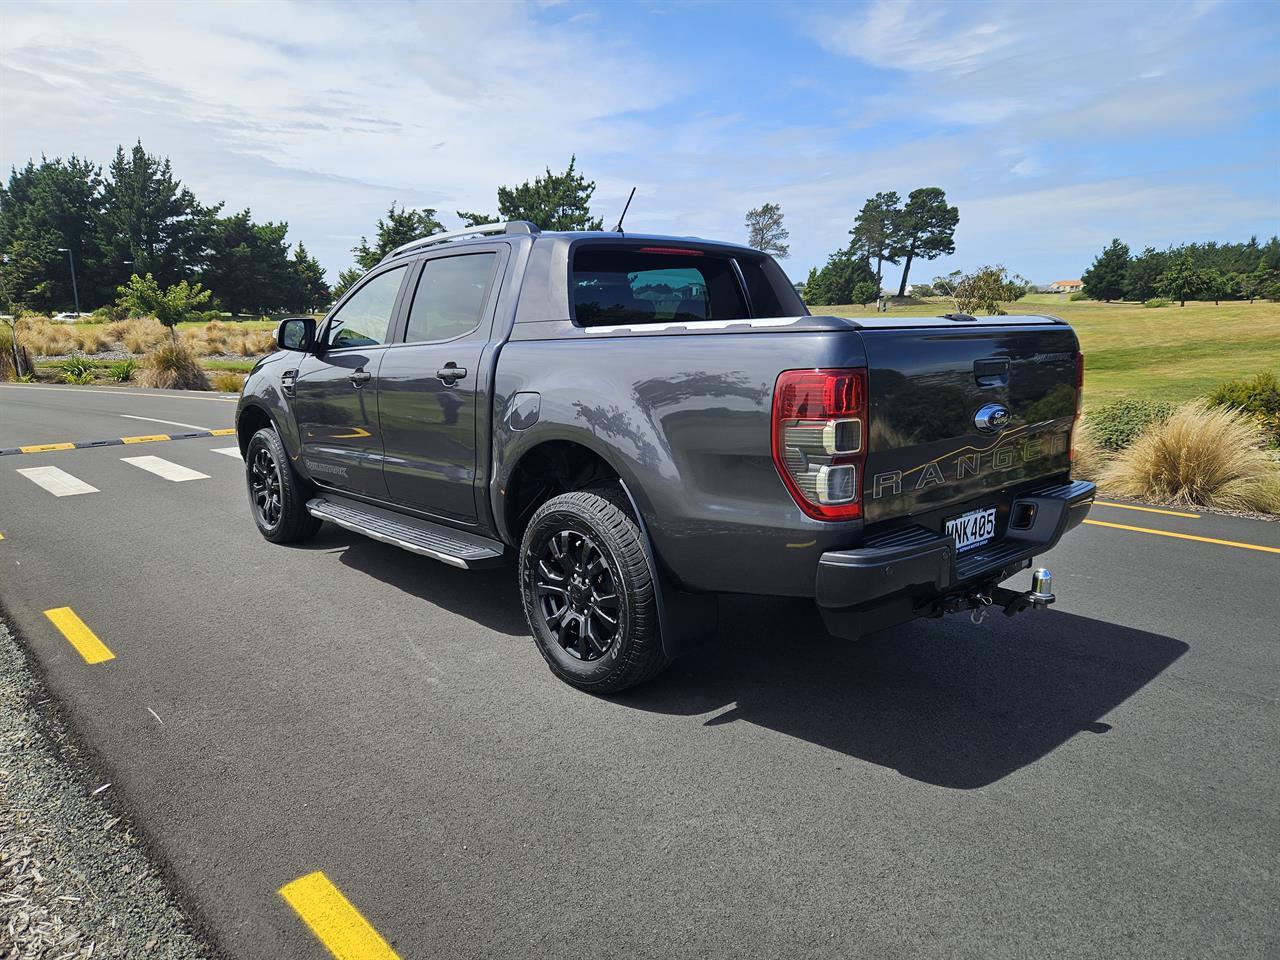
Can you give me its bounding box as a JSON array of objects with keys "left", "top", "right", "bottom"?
[{"left": 966, "top": 567, "right": 1056, "bottom": 624}]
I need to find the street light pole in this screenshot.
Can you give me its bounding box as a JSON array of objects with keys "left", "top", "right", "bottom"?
[{"left": 56, "top": 247, "right": 81, "bottom": 316}]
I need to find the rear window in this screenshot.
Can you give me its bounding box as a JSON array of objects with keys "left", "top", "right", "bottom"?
[{"left": 571, "top": 246, "right": 798, "bottom": 325}]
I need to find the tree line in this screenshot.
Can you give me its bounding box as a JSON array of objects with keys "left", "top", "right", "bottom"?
[
  {"left": 801, "top": 188, "right": 959, "bottom": 306},
  {"left": 0, "top": 143, "right": 328, "bottom": 315},
  {"left": 1082, "top": 236, "right": 1280, "bottom": 305}
]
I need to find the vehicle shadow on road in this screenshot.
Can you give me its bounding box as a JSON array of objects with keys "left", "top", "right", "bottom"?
[
  {"left": 620, "top": 596, "right": 1188, "bottom": 790},
  {"left": 299, "top": 527, "right": 528, "bottom": 636}
]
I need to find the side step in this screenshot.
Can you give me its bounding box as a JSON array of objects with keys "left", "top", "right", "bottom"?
[{"left": 306, "top": 496, "right": 505, "bottom": 568}]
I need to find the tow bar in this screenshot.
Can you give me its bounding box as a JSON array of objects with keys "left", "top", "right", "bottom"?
[{"left": 963, "top": 567, "right": 1055, "bottom": 624}]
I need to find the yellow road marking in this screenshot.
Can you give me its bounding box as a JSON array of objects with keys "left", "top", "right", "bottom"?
[
  {"left": 280, "top": 872, "right": 400, "bottom": 960},
  {"left": 121, "top": 434, "right": 170, "bottom": 444},
  {"left": 1094, "top": 501, "right": 1200, "bottom": 519},
  {"left": 19, "top": 442, "right": 76, "bottom": 453},
  {"left": 43, "top": 607, "right": 116, "bottom": 664},
  {"left": 210, "top": 428, "right": 236, "bottom": 436},
  {"left": 1083, "top": 519, "right": 1280, "bottom": 554},
  {"left": 0, "top": 531, "right": 5, "bottom": 540}
]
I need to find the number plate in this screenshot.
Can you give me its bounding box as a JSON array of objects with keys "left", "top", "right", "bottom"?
[{"left": 946, "top": 506, "right": 998, "bottom": 553}]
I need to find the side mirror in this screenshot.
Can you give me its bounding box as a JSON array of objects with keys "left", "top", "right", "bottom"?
[{"left": 276, "top": 317, "right": 316, "bottom": 353}]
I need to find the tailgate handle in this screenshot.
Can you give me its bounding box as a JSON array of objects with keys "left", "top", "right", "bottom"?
[{"left": 974, "top": 358, "right": 1009, "bottom": 387}]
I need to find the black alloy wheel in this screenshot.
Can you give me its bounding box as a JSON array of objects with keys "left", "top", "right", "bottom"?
[
  {"left": 250, "top": 443, "right": 283, "bottom": 529},
  {"left": 535, "top": 529, "right": 621, "bottom": 661}
]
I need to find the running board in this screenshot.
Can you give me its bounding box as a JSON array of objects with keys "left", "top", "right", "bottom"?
[{"left": 306, "top": 496, "right": 505, "bottom": 568}]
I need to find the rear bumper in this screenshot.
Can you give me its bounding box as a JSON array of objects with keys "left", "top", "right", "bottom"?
[{"left": 815, "top": 479, "right": 1094, "bottom": 636}]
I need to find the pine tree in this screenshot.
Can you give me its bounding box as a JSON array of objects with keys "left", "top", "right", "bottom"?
[
  {"left": 1082, "top": 238, "right": 1130, "bottom": 301},
  {"left": 463, "top": 157, "right": 604, "bottom": 231},
  {"left": 353, "top": 203, "right": 444, "bottom": 270},
  {"left": 849, "top": 191, "right": 902, "bottom": 289},
  {"left": 744, "top": 202, "right": 790, "bottom": 258},
  {"left": 894, "top": 188, "right": 958, "bottom": 296}
]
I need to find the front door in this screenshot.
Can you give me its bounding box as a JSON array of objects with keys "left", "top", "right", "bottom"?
[
  {"left": 292, "top": 263, "right": 409, "bottom": 499},
  {"left": 378, "top": 248, "right": 505, "bottom": 522}
]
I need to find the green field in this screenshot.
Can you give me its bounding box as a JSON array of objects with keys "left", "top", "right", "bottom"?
[{"left": 823, "top": 295, "right": 1280, "bottom": 409}]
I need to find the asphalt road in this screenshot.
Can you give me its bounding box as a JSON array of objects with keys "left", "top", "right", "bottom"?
[{"left": 1, "top": 381, "right": 1277, "bottom": 960}]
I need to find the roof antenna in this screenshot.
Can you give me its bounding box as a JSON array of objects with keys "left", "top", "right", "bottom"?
[{"left": 612, "top": 187, "right": 636, "bottom": 234}]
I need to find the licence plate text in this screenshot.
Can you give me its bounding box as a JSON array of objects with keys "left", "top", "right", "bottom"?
[{"left": 946, "top": 506, "right": 997, "bottom": 552}]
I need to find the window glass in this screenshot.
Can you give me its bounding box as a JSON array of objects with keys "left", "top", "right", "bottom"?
[
  {"left": 571, "top": 248, "right": 748, "bottom": 325},
  {"left": 326, "top": 266, "right": 406, "bottom": 348},
  {"left": 405, "top": 253, "right": 498, "bottom": 343}
]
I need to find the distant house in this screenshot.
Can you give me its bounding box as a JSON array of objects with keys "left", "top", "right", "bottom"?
[{"left": 1048, "top": 279, "right": 1084, "bottom": 294}]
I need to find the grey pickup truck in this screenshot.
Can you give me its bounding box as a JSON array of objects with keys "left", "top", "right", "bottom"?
[{"left": 236, "top": 222, "right": 1094, "bottom": 692}]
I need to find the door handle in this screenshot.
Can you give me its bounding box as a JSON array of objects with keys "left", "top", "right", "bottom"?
[
  {"left": 349, "top": 369, "right": 372, "bottom": 387},
  {"left": 436, "top": 363, "right": 467, "bottom": 384}
]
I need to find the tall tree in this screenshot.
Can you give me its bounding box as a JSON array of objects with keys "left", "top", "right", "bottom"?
[
  {"left": 331, "top": 267, "right": 363, "bottom": 302},
  {"left": 352, "top": 203, "right": 444, "bottom": 270},
  {"left": 1156, "top": 253, "right": 1205, "bottom": 307},
  {"left": 1123, "top": 247, "right": 1167, "bottom": 301},
  {"left": 201, "top": 209, "right": 292, "bottom": 314},
  {"left": 744, "top": 202, "right": 790, "bottom": 259},
  {"left": 93, "top": 142, "right": 217, "bottom": 300},
  {"left": 0, "top": 156, "right": 103, "bottom": 311},
  {"left": 1082, "top": 238, "right": 1130, "bottom": 302},
  {"left": 462, "top": 156, "right": 604, "bottom": 231},
  {"left": 893, "top": 187, "right": 958, "bottom": 296},
  {"left": 287, "top": 243, "right": 329, "bottom": 312},
  {"left": 849, "top": 191, "right": 902, "bottom": 289}
]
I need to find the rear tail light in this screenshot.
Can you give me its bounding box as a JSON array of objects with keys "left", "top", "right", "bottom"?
[
  {"left": 772, "top": 368, "right": 868, "bottom": 520},
  {"left": 1070, "top": 352, "right": 1085, "bottom": 464}
]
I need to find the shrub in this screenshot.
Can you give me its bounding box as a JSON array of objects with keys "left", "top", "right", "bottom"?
[
  {"left": 1089, "top": 398, "right": 1176, "bottom": 451},
  {"left": 138, "top": 341, "right": 210, "bottom": 390},
  {"left": 1208, "top": 370, "right": 1280, "bottom": 447},
  {"left": 1100, "top": 401, "right": 1280, "bottom": 513},
  {"left": 1068, "top": 291, "right": 1089, "bottom": 301},
  {"left": 60, "top": 353, "right": 96, "bottom": 384},
  {"left": 211, "top": 371, "right": 245, "bottom": 392},
  {"left": 106, "top": 357, "right": 138, "bottom": 382},
  {"left": 1143, "top": 297, "right": 1170, "bottom": 308},
  {"left": 200, "top": 309, "right": 224, "bottom": 323}
]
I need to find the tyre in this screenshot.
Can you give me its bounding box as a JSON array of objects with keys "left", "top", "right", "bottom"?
[
  {"left": 519, "top": 487, "right": 669, "bottom": 693},
  {"left": 245, "top": 426, "right": 321, "bottom": 544}
]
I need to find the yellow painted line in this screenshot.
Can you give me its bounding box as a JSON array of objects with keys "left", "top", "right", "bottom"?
[
  {"left": 19, "top": 442, "right": 76, "bottom": 453},
  {"left": 1094, "top": 501, "right": 1200, "bottom": 519},
  {"left": 0, "top": 531, "right": 5, "bottom": 540},
  {"left": 210, "top": 428, "right": 236, "bottom": 436},
  {"left": 280, "top": 872, "right": 400, "bottom": 960},
  {"left": 1083, "top": 519, "right": 1280, "bottom": 555},
  {"left": 43, "top": 607, "right": 116, "bottom": 664},
  {"left": 120, "top": 434, "right": 170, "bottom": 444}
]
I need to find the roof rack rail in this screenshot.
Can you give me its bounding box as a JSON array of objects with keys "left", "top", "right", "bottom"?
[{"left": 382, "top": 220, "right": 540, "bottom": 262}]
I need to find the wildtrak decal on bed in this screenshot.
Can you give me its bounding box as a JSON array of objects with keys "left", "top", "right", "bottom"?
[{"left": 870, "top": 423, "right": 1070, "bottom": 499}]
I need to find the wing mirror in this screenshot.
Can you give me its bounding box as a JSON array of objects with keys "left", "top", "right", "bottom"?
[{"left": 276, "top": 317, "right": 316, "bottom": 353}]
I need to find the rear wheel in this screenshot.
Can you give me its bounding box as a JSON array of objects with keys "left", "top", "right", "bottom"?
[
  {"left": 519, "top": 488, "right": 668, "bottom": 693},
  {"left": 245, "top": 426, "right": 321, "bottom": 544}
]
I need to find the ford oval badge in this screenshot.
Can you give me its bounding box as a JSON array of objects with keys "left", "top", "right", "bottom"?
[{"left": 974, "top": 403, "right": 1011, "bottom": 434}]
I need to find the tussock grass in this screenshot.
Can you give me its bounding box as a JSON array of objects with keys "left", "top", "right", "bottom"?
[
  {"left": 138, "top": 341, "right": 210, "bottom": 391},
  {"left": 1100, "top": 401, "right": 1280, "bottom": 513},
  {"left": 210, "top": 371, "right": 245, "bottom": 392},
  {"left": 1070, "top": 418, "right": 1106, "bottom": 482}
]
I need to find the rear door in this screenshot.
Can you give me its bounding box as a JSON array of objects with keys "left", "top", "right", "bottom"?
[
  {"left": 860, "top": 322, "right": 1080, "bottom": 524},
  {"left": 377, "top": 245, "right": 507, "bottom": 523},
  {"left": 291, "top": 263, "right": 410, "bottom": 499}
]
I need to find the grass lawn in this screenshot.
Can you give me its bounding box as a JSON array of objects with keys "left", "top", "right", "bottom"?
[{"left": 822, "top": 295, "right": 1280, "bottom": 409}]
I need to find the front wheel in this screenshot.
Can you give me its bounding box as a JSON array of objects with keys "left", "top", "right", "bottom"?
[
  {"left": 519, "top": 489, "right": 668, "bottom": 693},
  {"left": 245, "top": 426, "right": 321, "bottom": 544}
]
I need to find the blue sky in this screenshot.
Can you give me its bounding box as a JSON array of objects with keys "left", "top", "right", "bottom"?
[{"left": 2, "top": 0, "right": 1277, "bottom": 286}]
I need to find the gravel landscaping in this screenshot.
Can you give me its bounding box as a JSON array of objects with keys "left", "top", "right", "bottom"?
[{"left": 0, "top": 618, "right": 215, "bottom": 959}]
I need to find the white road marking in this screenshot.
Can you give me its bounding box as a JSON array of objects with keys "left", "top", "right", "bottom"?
[
  {"left": 119, "top": 414, "right": 215, "bottom": 431},
  {"left": 16, "top": 465, "right": 99, "bottom": 496},
  {"left": 0, "top": 383, "right": 237, "bottom": 402},
  {"left": 121, "top": 455, "right": 210, "bottom": 482},
  {"left": 210, "top": 446, "right": 243, "bottom": 459}
]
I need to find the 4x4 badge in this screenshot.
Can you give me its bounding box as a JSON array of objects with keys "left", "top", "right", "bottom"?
[{"left": 974, "top": 403, "right": 1011, "bottom": 433}]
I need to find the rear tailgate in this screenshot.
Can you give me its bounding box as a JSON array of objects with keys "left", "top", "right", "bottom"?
[{"left": 860, "top": 319, "right": 1080, "bottom": 525}]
